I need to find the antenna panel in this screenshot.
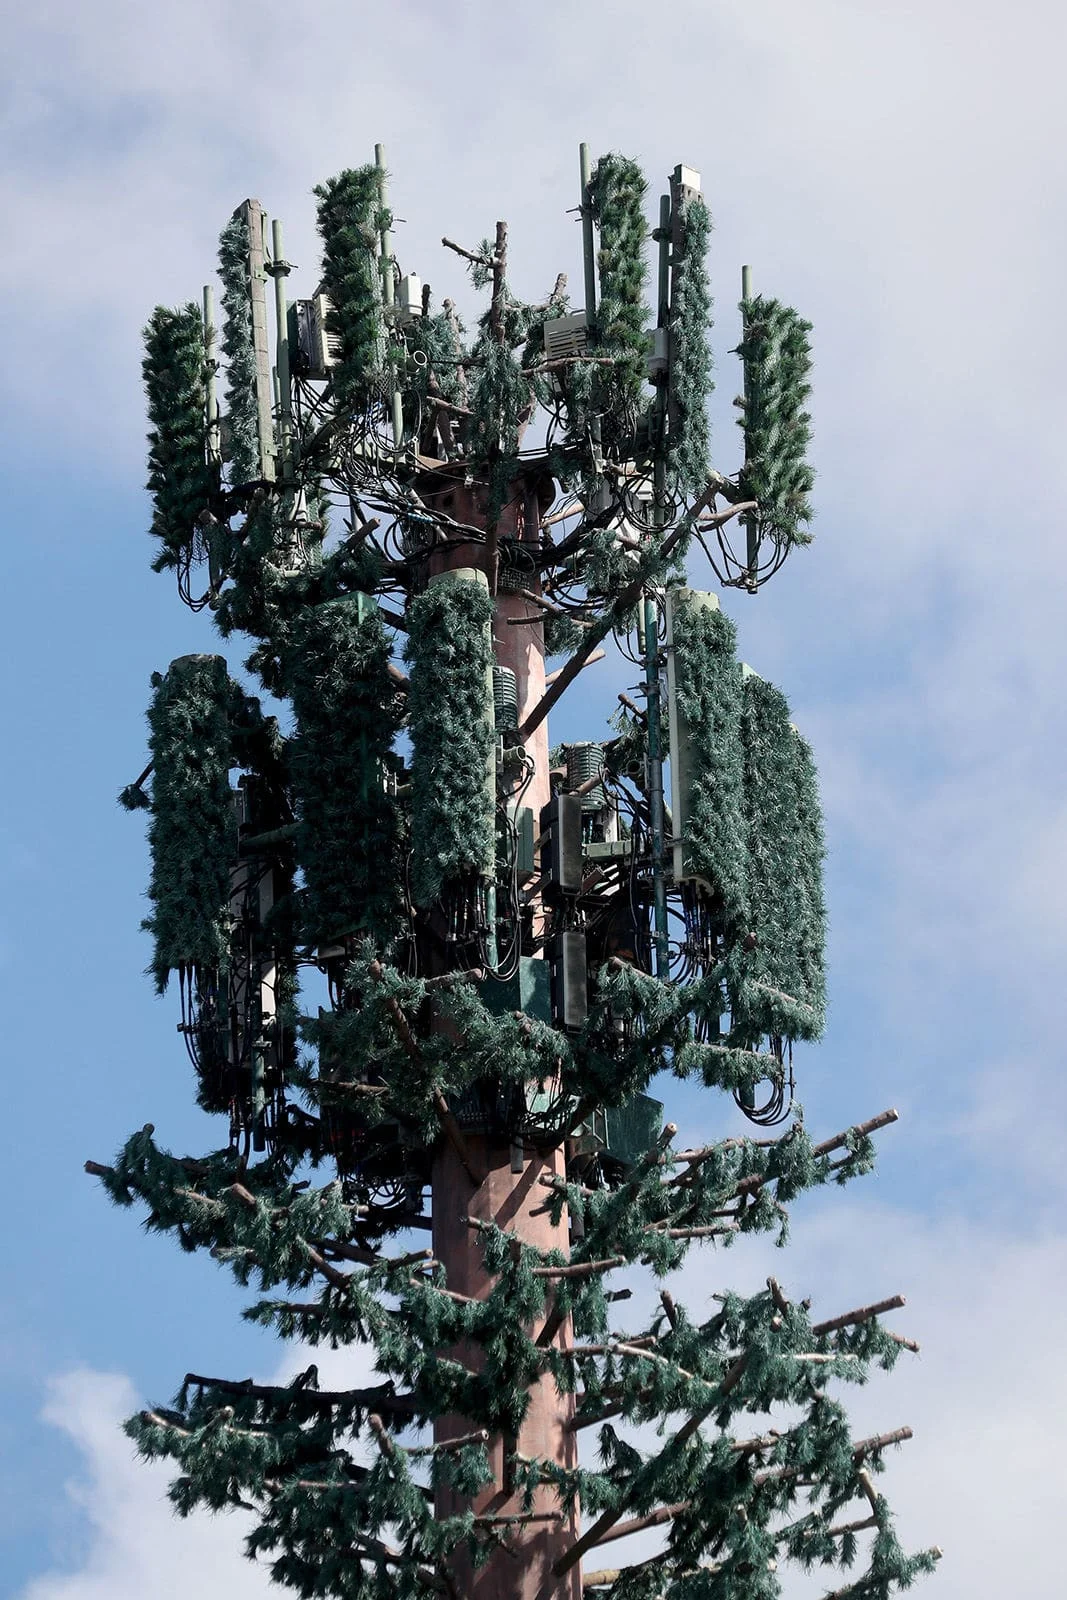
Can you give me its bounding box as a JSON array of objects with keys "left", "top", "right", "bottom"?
[
  {"left": 543, "top": 310, "right": 588, "bottom": 361},
  {"left": 665, "top": 586, "right": 721, "bottom": 887}
]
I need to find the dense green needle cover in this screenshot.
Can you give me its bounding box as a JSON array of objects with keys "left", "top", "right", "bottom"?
[
  {"left": 667, "top": 193, "right": 713, "bottom": 496},
  {"left": 669, "top": 598, "right": 827, "bottom": 1043},
  {"left": 728, "top": 673, "right": 827, "bottom": 1042},
  {"left": 404, "top": 574, "right": 496, "bottom": 907},
  {"left": 142, "top": 304, "right": 216, "bottom": 573},
  {"left": 286, "top": 597, "right": 401, "bottom": 947},
  {"left": 590, "top": 153, "right": 652, "bottom": 437},
  {"left": 133, "top": 655, "right": 236, "bottom": 991},
  {"left": 217, "top": 212, "right": 262, "bottom": 488},
  {"left": 124, "top": 655, "right": 286, "bottom": 994},
  {"left": 466, "top": 334, "right": 533, "bottom": 525},
  {"left": 313, "top": 165, "right": 388, "bottom": 410},
  {"left": 737, "top": 294, "right": 816, "bottom": 548},
  {"left": 670, "top": 597, "right": 747, "bottom": 927}
]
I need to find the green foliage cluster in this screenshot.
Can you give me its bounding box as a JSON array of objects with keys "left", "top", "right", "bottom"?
[
  {"left": 135, "top": 655, "right": 236, "bottom": 992},
  {"left": 466, "top": 334, "right": 533, "bottom": 525},
  {"left": 404, "top": 305, "right": 467, "bottom": 452},
  {"left": 590, "top": 153, "right": 652, "bottom": 440},
  {"left": 667, "top": 194, "right": 713, "bottom": 496},
  {"left": 217, "top": 212, "right": 262, "bottom": 488},
  {"left": 299, "top": 949, "right": 559, "bottom": 1148},
  {"left": 543, "top": 610, "right": 587, "bottom": 657},
  {"left": 285, "top": 598, "right": 401, "bottom": 947},
  {"left": 671, "top": 596, "right": 747, "bottom": 925},
  {"left": 671, "top": 600, "right": 827, "bottom": 1042},
  {"left": 125, "top": 654, "right": 282, "bottom": 993},
  {"left": 294, "top": 952, "right": 773, "bottom": 1152},
  {"left": 465, "top": 268, "right": 566, "bottom": 523},
  {"left": 404, "top": 575, "right": 495, "bottom": 906},
  {"left": 212, "top": 495, "right": 378, "bottom": 695},
  {"left": 209, "top": 498, "right": 290, "bottom": 681},
  {"left": 142, "top": 304, "right": 215, "bottom": 573},
  {"left": 793, "top": 730, "right": 829, "bottom": 1028},
  {"left": 407, "top": 306, "right": 466, "bottom": 404},
  {"left": 737, "top": 294, "right": 815, "bottom": 548},
  {"left": 581, "top": 521, "right": 645, "bottom": 603},
  {"left": 729, "top": 674, "right": 827, "bottom": 1042},
  {"left": 313, "top": 166, "right": 387, "bottom": 411},
  {"left": 404, "top": 257, "right": 570, "bottom": 499}
]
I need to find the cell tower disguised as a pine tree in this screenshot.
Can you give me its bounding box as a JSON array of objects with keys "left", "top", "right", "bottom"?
[{"left": 90, "top": 144, "right": 939, "bottom": 1600}]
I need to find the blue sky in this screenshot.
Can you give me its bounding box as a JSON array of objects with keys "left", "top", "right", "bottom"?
[{"left": 2, "top": 0, "right": 1066, "bottom": 1594}]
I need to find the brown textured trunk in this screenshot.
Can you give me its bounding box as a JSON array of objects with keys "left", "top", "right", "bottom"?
[
  {"left": 422, "top": 472, "right": 582, "bottom": 1599},
  {"left": 432, "top": 1139, "right": 581, "bottom": 1600}
]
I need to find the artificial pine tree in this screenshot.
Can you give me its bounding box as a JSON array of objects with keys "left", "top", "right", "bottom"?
[{"left": 92, "top": 144, "right": 939, "bottom": 1600}]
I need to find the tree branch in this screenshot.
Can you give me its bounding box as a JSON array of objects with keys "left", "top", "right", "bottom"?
[
  {"left": 441, "top": 236, "right": 494, "bottom": 268},
  {"left": 811, "top": 1295, "right": 906, "bottom": 1337},
  {"left": 365, "top": 959, "right": 485, "bottom": 1185},
  {"left": 181, "top": 1373, "right": 416, "bottom": 1416}
]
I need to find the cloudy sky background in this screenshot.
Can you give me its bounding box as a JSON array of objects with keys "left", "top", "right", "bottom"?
[{"left": 2, "top": 0, "right": 1065, "bottom": 1594}]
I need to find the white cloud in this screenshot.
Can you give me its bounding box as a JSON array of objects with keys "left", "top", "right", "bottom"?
[
  {"left": 16, "top": 1340, "right": 383, "bottom": 1600},
  {"left": 764, "top": 1203, "right": 1067, "bottom": 1599},
  {"left": 15, "top": 1369, "right": 270, "bottom": 1599}
]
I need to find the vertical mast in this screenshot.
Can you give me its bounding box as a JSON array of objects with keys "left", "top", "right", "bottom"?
[
  {"left": 646, "top": 190, "right": 673, "bottom": 977},
  {"left": 427, "top": 475, "right": 581, "bottom": 1600},
  {"left": 579, "top": 143, "right": 597, "bottom": 327},
  {"left": 375, "top": 143, "right": 406, "bottom": 452},
  {"left": 419, "top": 187, "right": 579, "bottom": 1587},
  {"left": 236, "top": 198, "right": 276, "bottom": 481},
  {"left": 741, "top": 261, "right": 759, "bottom": 589},
  {"left": 270, "top": 218, "right": 293, "bottom": 479},
  {"left": 579, "top": 142, "right": 607, "bottom": 507},
  {"left": 202, "top": 285, "right": 220, "bottom": 466}
]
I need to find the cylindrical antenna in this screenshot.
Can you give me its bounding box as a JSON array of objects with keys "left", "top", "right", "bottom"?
[
  {"left": 375, "top": 143, "right": 395, "bottom": 309},
  {"left": 579, "top": 143, "right": 607, "bottom": 500},
  {"left": 375, "top": 143, "right": 405, "bottom": 453},
  {"left": 656, "top": 193, "right": 671, "bottom": 330},
  {"left": 579, "top": 143, "right": 597, "bottom": 327},
  {"left": 645, "top": 190, "right": 673, "bottom": 979},
  {"left": 271, "top": 219, "right": 293, "bottom": 480},
  {"left": 741, "top": 264, "right": 759, "bottom": 590},
  {"left": 202, "top": 285, "right": 220, "bottom": 465}
]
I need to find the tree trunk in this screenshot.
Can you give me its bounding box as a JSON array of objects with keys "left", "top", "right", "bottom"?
[{"left": 424, "top": 473, "right": 581, "bottom": 1599}]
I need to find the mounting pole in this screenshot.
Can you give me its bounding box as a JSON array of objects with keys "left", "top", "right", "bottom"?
[
  {"left": 579, "top": 143, "right": 597, "bottom": 328},
  {"left": 269, "top": 219, "right": 293, "bottom": 479},
  {"left": 579, "top": 143, "right": 607, "bottom": 508},
  {"left": 236, "top": 200, "right": 276, "bottom": 482},
  {"left": 375, "top": 143, "right": 406, "bottom": 453},
  {"left": 202, "top": 285, "right": 220, "bottom": 465},
  {"left": 646, "top": 190, "right": 673, "bottom": 978},
  {"left": 741, "top": 263, "right": 759, "bottom": 591}
]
